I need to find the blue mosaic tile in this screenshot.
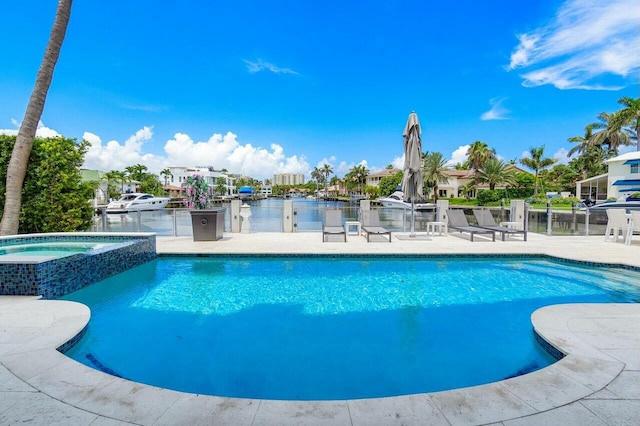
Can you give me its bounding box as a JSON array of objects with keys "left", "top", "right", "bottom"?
[{"left": 0, "top": 233, "right": 156, "bottom": 299}]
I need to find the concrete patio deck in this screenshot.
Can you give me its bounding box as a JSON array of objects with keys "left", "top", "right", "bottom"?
[{"left": 1, "top": 231, "right": 639, "bottom": 425}]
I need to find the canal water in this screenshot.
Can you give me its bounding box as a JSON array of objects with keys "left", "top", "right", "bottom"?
[{"left": 93, "top": 198, "right": 436, "bottom": 235}]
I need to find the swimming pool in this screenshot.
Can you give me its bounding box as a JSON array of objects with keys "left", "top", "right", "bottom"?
[{"left": 61, "top": 255, "right": 640, "bottom": 401}]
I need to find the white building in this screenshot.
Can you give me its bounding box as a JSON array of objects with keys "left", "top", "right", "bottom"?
[
  {"left": 273, "top": 173, "right": 305, "bottom": 186},
  {"left": 260, "top": 185, "right": 272, "bottom": 196},
  {"left": 365, "top": 168, "right": 401, "bottom": 187},
  {"left": 577, "top": 151, "right": 640, "bottom": 201},
  {"left": 168, "top": 166, "right": 237, "bottom": 197}
]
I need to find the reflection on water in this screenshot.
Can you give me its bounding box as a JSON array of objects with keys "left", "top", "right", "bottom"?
[{"left": 92, "top": 198, "right": 436, "bottom": 235}]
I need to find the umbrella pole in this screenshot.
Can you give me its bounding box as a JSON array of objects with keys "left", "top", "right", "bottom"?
[{"left": 410, "top": 198, "right": 416, "bottom": 237}]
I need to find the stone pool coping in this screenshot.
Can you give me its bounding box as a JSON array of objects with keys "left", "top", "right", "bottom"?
[
  {"left": 1, "top": 232, "right": 639, "bottom": 425},
  {"left": 1, "top": 298, "right": 638, "bottom": 425}
]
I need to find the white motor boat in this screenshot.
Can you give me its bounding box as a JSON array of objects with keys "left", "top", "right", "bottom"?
[
  {"left": 378, "top": 191, "right": 434, "bottom": 210},
  {"left": 589, "top": 201, "right": 640, "bottom": 211},
  {"left": 106, "top": 193, "right": 170, "bottom": 214}
]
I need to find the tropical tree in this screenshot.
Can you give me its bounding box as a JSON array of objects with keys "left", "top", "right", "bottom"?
[
  {"left": 0, "top": 135, "right": 94, "bottom": 233},
  {"left": 520, "top": 146, "right": 557, "bottom": 196},
  {"left": 588, "top": 112, "right": 633, "bottom": 155},
  {"left": 459, "top": 181, "right": 475, "bottom": 200},
  {"left": 607, "top": 96, "right": 640, "bottom": 151},
  {"left": 160, "top": 168, "right": 172, "bottom": 189},
  {"left": 321, "top": 163, "right": 333, "bottom": 200},
  {"left": 1, "top": 0, "right": 73, "bottom": 235},
  {"left": 567, "top": 124, "right": 597, "bottom": 157},
  {"left": 568, "top": 144, "right": 608, "bottom": 180},
  {"left": 422, "top": 152, "right": 450, "bottom": 202},
  {"left": 310, "top": 167, "right": 323, "bottom": 195},
  {"left": 345, "top": 164, "right": 369, "bottom": 194},
  {"left": 478, "top": 158, "right": 516, "bottom": 191},
  {"left": 104, "top": 170, "right": 125, "bottom": 198},
  {"left": 125, "top": 164, "right": 148, "bottom": 182},
  {"left": 467, "top": 140, "right": 495, "bottom": 186},
  {"left": 215, "top": 177, "right": 227, "bottom": 196},
  {"left": 363, "top": 185, "right": 380, "bottom": 199},
  {"left": 378, "top": 170, "right": 403, "bottom": 197},
  {"left": 545, "top": 164, "right": 580, "bottom": 193}
]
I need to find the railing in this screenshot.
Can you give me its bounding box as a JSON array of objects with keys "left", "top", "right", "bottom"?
[{"left": 89, "top": 202, "right": 611, "bottom": 236}]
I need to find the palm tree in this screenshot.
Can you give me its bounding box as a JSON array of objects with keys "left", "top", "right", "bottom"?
[
  {"left": 310, "top": 167, "right": 322, "bottom": 195},
  {"left": 568, "top": 144, "right": 608, "bottom": 180},
  {"left": 567, "top": 124, "right": 597, "bottom": 157},
  {"left": 588, "top": 112, "right": 632, "bottom": 155},
  {"left": 321, "top": 163, "right": 333, "bottom": 200},
  {"left": 459, "top": 181, "right": 475, "bottom": 200},
  {"left": 478, "top": 158, "right": 516, "bottom": 190},
  {"left": 160, "top": 168, "right": 172, "bottom": 190},
  {"left": 345, "top": 164, "right": 369, "bottom": 194},
  {"left": 125, "top": 164, "right": 148, "bottom": 182},
  {"left": 422, "top": 152, "right": 450, "bottom": 202},
  {"left": 104, "top": 170, "right": 124, "bottom": 198},
  {"left": 520, "top": 146, "right": 557, "bottom": 196},
  {"left": 608, "top": 96, "right": 640, "bottom": 151},
  {"left": 467, "top": 141, "right": 495, "bottom": 186},
  {"left": 1, "top": 0, "right": 73, "bottom": 235}
]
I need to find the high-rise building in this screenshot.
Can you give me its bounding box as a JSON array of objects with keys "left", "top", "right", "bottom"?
[{"left": 273, "top": 173, "right": 305, "bottom": 186}]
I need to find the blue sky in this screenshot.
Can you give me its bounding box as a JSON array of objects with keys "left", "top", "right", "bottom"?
[{"left": 1, "top": 0, "right": 638, "bottom": 180}]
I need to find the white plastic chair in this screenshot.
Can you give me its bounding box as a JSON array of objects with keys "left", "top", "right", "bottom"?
[
  {"left": 626, "top": 211, "right": 640, "bottom": 245},
  {"left": 604, "top": 209, "right": 630, "bottom": 243}
]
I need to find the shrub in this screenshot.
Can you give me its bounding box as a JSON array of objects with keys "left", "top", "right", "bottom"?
[
  {"left": 550, "top": 196, "right": 580, "bottom": 205},
  {"left": 182, "top": 174, "right": 214, "bottom": 209},
  {"left": 0, "top": 135, "right": 95, "bottom": 233}
]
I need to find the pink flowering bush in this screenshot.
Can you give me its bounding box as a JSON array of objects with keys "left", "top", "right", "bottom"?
[{"left": 182, "top": 174, "right": 214, "bottom": 209}]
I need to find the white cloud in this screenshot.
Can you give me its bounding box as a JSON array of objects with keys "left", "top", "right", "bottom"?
[
  {"left": 480, "top": 98, "right": 510, "bottom": 120},
  {"left": 553, "top": 148, "right": 570, "bottom": 165},
  {"left": 391, "top": 155, "right": 404, "bottom": 169},
  {"left": 82, "top": 126, "right": 166, "bottom": 173},
  {"left": 335, "top": 160, "right": 368, "bottom": 176},
  {"left": 315, "top": 156, "right": 337, "bottom": 170},
  {"left": 0, "top": 120, "right": 61, "bottom": 138},
  {"left": 507, "top": 0, "right": 640, "bottom": 89},
  {"left": 243, "top": 59, "right": 299, "bottom": 75},
  {"left": 520, "top": 150, "right": 531, "bottom": 160},
  {"left": 449, "top": 145, "right": 470, "bottom": 166},
  {"left": 81, "top": 127, "right": 310, "bottom": 180}
]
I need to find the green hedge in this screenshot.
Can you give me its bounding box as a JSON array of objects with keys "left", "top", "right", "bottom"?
[{"left": 476, "top": 188, "right": 534, "bottom": 206}]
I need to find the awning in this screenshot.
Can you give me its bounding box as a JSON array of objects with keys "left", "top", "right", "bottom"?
[
  {"left": 623, "top": 159, "right": 640, "bottom": 165},
  {"left": 612, "top": 179, "right": 640, "bottom": 186}
]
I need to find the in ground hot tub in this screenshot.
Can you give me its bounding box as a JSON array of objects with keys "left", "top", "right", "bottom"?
[{"left": 0, "top": 232, "right": 156, "bottom": 299}]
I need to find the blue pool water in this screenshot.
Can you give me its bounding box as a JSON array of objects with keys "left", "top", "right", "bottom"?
[{"left": 61, "top": 256, "right": 640, "bottom": 400}]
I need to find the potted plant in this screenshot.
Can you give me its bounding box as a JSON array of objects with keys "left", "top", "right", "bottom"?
[{"left": 183, "top": 174, "right": 225, "bottom": 241}]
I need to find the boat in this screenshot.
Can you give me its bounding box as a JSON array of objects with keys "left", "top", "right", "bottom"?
[
  {"left": 378, "top": 191, "right": 435, "bottom": 210},
  {"left": 106, "top": 193, "right": 170, "bottom": 213},
  {"left": 588, "top": 194, "right": 640, "bottom": 211},
  {"left": 238, "top": 186, "right": 254, "bottom": 200},
  {"left": 589, "top": 201, "right": 640, "bottom": 211}
]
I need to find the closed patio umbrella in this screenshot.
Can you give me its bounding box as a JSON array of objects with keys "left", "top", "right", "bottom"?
[{"left": 401, "top": 111, "right": 423, "bottom": 237}]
